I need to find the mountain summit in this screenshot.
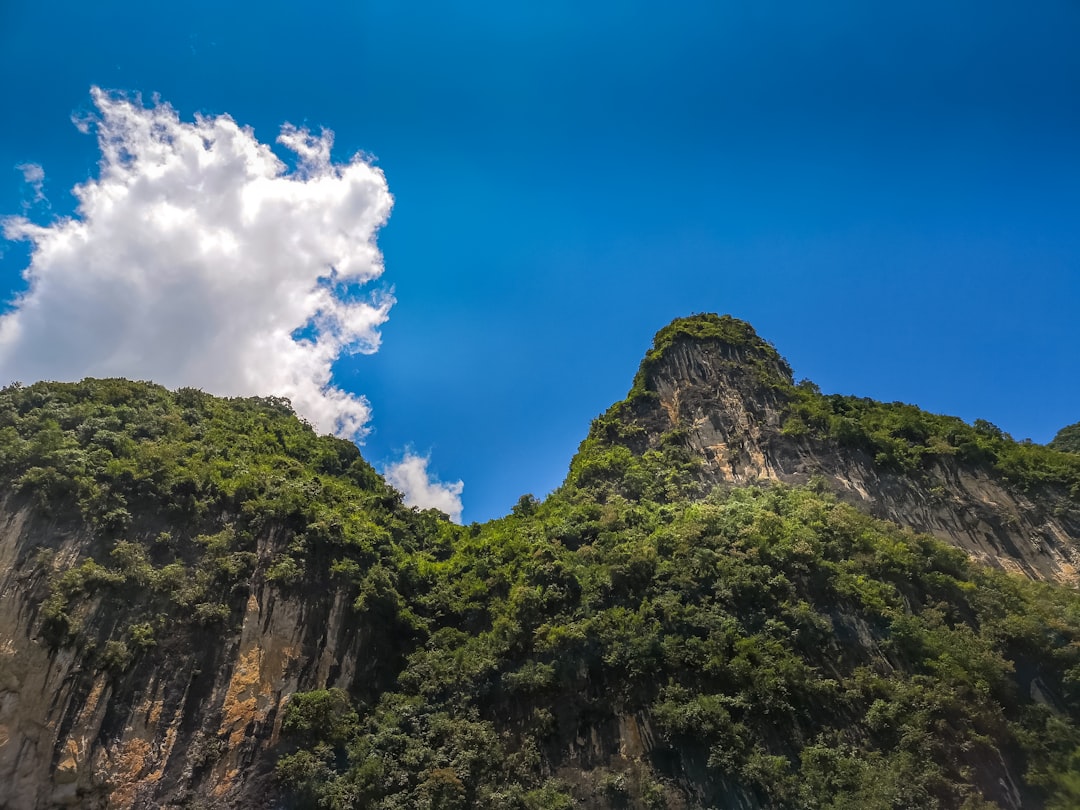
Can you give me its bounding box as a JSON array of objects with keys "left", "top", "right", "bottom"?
[
  {"left": 0, "top": 317, "right": 1079, "bottom": 809},
  {"left": 576, "top": 314, "right": 1079, "bottom": 582}
]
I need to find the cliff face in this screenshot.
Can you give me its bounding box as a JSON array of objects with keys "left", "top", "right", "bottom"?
[
  {"left": 0, "top": 380, "right": 415, "bottom": 809},
  {"left": 0, "top": 499, "right": 368, "bottom": 809},
  {"left": 614, "top": 321, "right": 1080, "bottom": 584},
  {"left": 1, "top": 327, "right": 1079, "bottom": 810}
]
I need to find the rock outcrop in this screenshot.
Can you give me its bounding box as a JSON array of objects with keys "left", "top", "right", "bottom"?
[
  {"left": 613, "top": 317, "right": 1079, "bottom": 583},
  {"left": 0, "top": 501, "right": 369, "bottom": 809},
  {"left": 1, "top": 319, "right": 1078, "bottom": 809}
]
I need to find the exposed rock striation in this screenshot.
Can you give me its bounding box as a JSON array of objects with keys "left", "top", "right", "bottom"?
[
  {"left": 608, "top": 315, "right": 1080, "bottom": 583},
  {"left": 1, "top": 321, "right": 1079, "bottom": 809},
  {"left": 0, "top": 500, "right": 371, "bottom": 808}
]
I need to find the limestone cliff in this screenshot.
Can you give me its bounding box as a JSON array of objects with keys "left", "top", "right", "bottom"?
[
  {"left": 1, "top": 327, "right": 1079, "bottom": 810},
  {"left": 0, "top": 498, "right": 372, "bottom": 808},
  {"left": 603, "top": 315, "right": 1080, "bottom": 584},
  {"left": 0, "top": 380, "right": 413, "bottom": 809}
]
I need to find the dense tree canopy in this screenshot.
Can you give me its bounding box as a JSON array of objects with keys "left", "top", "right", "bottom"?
[{"left": 2, "top": 375, "right": 1080, "bottom": 808}]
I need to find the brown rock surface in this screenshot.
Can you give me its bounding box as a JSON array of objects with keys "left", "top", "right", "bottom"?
[
  {"left": 622, "top": 332, "right": 1079, "bottom": 584},
  {"left": 0, "top": 505, "right": 366, "bottom": 809}
]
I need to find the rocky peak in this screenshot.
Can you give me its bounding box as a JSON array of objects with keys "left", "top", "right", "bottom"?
[
  {"left": 601, "top": 314, "right": 1080, "bottom": 584},
  {"left": 1, "top": 341, "right": 1079, "bottom": 809},
  {"left": 631, "top": 314, "right": 793, "bottom": 395},
  {"left": 623, "top": 314, "right": 796, "bottom": 480}
]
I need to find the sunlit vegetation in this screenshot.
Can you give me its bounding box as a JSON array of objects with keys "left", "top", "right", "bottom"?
[
  {"left": 0, "top": 378, "right": 427, "bottom": 667},
  {"left": 1051, "top": 422, "right": 1080, "bottom": 455},
  {"left": 783, "top": 381, "right": 1080, "bottom": 500},
  {"left": 2, "top": 366, "right": 1080, "bottom": 808},
  {"left": 628, "top": 313, "right": 792, "bottom": 401},
  {"left": 275, "top": 480, "right": 1080, "bottom": 808},
  {"left": 623, "top": 315, "right": 1080, "bottom": 505}
]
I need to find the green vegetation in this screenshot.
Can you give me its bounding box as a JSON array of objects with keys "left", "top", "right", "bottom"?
[
  {"left": 273, "top": 476, "right": 1080, "bottom": 809},
  {"left": 0, "top": 378, "right": 430, "bottom": 670},
  {"left": 629, "top": 313, "right": 792, "bottom": 400},
  {"left": 619, "top": 315, "right": 1079, "bottom": 503},
  {"left": 1051, "top": 422, "right": 1080, "bottom": 455},
  {"left": 3, "top": 366, "right": 1080, "bottom": 808},
  {"left": 614, "top": 314, "right": 1080, "bottom": 514},
  {"left": 783, "top": 382, "right": 1080, "bottom": 499}
]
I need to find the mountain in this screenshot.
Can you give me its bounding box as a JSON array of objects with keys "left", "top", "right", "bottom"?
[
  {"left": 0, "top": 316, "right": 1078, "bottom": 809},
  {"left": 577, "top": 315, "right": 1079, "bottom": 582}
]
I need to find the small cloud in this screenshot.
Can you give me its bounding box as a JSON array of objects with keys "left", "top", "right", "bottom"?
[
  {"left": 71, "top": 112, "right": 92, "bottom": 134},
  {"left": 1, "top": 87, "right": 393, "bottom": 440},
  {"left": 384, "top": 451, "right": 464, "bottom": 524},
  {"left": 15, "top": 163, "right": 46, "bottom": 210},
  {"left": 16, "top": 163, "right": 44, "bottom": 188}
]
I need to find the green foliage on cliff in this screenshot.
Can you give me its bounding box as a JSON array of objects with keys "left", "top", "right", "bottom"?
[
  {"left": 644, "top": 314, "right": 786, "bottom": 368},
  {"left": 0, "top": 378, "right": 432, "bottom": 668},
  {"left": 3, "top": 371, "right": 1080, "bottom": 809},
  {"left": 276, "top": 472, "right": 1080, "bottom": 809},
  {"left": 564, "top": 409, "right": 703, "bottom": 505},
  {"left": 1051, "top": 422, "right": 1080, "bottom": 455},
  {"left": 629, "top": 314, "right": 792, "bottom": 400},
  {"left": 782, "top": 383, "right": 1080, "bottom": 500},
  {"left": 618, "top": 314, "right": 1079, "bottom": 504}
]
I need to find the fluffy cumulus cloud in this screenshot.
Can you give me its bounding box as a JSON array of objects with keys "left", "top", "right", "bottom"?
[
  {"left": 1, "top": 88, "right": 393, "bottom": 439},
  {"left": 384, "top": 451, "right": 464, "bottom": 524}
]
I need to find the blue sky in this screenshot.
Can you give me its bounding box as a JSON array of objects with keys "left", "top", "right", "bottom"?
[{"left": 2, "top": 1, "right": 1079, "bottom": 522}]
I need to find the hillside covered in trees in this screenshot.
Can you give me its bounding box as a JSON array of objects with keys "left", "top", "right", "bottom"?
[{"left": 0, "top": 316, "right": 1079, "bottom": 809}]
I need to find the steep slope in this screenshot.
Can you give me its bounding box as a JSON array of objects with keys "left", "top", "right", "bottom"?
[
  {"left": 0, "top": 380, "right": 441, "bottom": 808},
  {"left": 1, "top": 319, "right": 1080, "bottom": 810},
  {"left": 1051, "top": 422, "right": 1080, "bottom": 455},
  {"left": 575, "top": 314, "right": 1080, "bottom": 583},
  {"left": 269, "top": 404, "right": 1080, "bottom": 810}
]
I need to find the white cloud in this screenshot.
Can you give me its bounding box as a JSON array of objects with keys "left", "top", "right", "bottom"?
[
  {"left": 15, "top": 163, "right": 46, "bottom": 210},
  {"left": 1, "top": 88, "right": 393, "bottom": 440},
  {"left": 384, "top": 451, "right": 465, "bottom": 524}
]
